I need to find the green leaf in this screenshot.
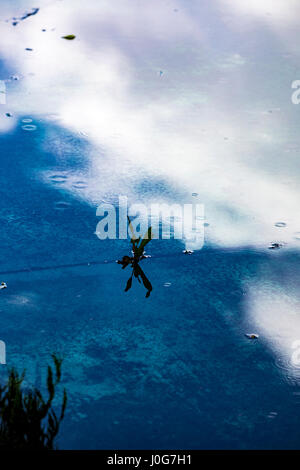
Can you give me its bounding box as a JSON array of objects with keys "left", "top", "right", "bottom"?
[
  {"left": 125, "top": 276, "right": 132, "bottom": 292},
  {"left": 138, "top": 226, "right": 152, "bottom": 254},
  {"left": 62, "top": 34, "right": 76, "bottom": 40},
  {"left": 135, "top": 265, "right": 152, "bottom": 295},
  {"left": 127, "top": 216, "right": 138, "bottom": 241},
  {"left": 60, "top": 389, "right": 67, "bottom": 422},
  {"left": 47, "top": 366, "right": 54, "bottom": 400},
  {"left": 51, "top": 354, "right": 63, "bottom": 384}
]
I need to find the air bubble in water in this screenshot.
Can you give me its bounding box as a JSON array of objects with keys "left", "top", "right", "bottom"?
[
  {"left": 72, "top": 181, "right": 88, "bottom": 189},
  {"left": 54, "top": 201, "right": 71, "bottom": 210}
]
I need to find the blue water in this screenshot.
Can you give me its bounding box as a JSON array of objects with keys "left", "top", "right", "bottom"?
[{"left": 0, "top": 120, "right": 300, "bottom": 449}]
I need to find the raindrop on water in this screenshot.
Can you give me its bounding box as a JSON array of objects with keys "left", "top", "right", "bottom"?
[
  {"left": 54, "top": 201, "right": 71, "bottom": 210},
  {"left": 22, "top": 124, "right": 37, "bottom": 131},
  {"left": 72, "top": 181, "right": 88, "bottom": 189},
  {"left": 275, "top": 222, "right": 287, "bottom": 228},
  {"left": 50, "top": 175, "right": 68, "bottom": 183}
]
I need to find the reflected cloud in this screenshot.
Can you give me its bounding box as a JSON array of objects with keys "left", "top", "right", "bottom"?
[
  {"left": 0, "top": 0, "right": 299, "bottom": 251},
  {"left": 218, "top": 0, "right": 300, "bottom": 27},
  {"left": 246, "top": 265, "right": 300, "bottom": 383}
]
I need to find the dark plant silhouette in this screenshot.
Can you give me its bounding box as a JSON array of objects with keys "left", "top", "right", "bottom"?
[
  {"left": 0, "top": 354, "right": 67, "bottom": 450},
  {"left": 117, "top": 216, "right": 153, "bottom": 297}
]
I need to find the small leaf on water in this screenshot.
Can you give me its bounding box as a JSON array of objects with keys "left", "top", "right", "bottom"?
[{"left": 62, "top": 34, "right": 76, "bottom": 40}]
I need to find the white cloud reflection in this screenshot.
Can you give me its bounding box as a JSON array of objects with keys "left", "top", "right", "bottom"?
[
  {"left": 247, "top": 274, "right": 300, "bottom": 384},
  {"left": 0, "top": 0, "right": 299, "bottom": 252}
]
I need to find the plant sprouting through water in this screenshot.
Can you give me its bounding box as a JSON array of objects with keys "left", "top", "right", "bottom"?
[
  {"left": 0, "top": 354, "right": 67, "bottom": 450},
  {"left": 117, "top": 216, "right": 153, "bottom": 297}
]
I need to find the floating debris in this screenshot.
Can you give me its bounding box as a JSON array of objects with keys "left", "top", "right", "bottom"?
[
  {"left": 164, "top": 282, "right": 172, "bottom": 287},
  {"left": 62, "top": 35, "right": 76, "bottom": 40},
  {"left": 11, "top": 7, "right": 39, "bottom": 26},
  {"left": 25, "top": 48, "right": 33, "bottom": 51},
  {"left": 5, "top": 113, "right": 12, "bottom": 117},
  {"left": 183, "top": 249, "right": 194, "bottom": 255},
  {"left": 192, "top": 192, "right": 198, "bottom": 197},
  {"left": 275, "top": 222, "right": 287, "bottom": 228},
  {"left": 0, "top": 282, "right": 7, "bottom": 290},
  {"left": 245, "top": 333, "right": 259, "bottom": 339},
  {"left": 117, "top": 217, "right": 153, "bottom": 298},
  {"left": 20, "top": 8, "right": 39, "bottom": 21},
  {"left": 268, "top": 242, "right": 283, "bottom": 250}
]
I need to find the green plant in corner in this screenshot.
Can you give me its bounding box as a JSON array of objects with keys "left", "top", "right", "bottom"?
[{"left": 0, "top": 354, "right": 67, "bottom": 450}]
